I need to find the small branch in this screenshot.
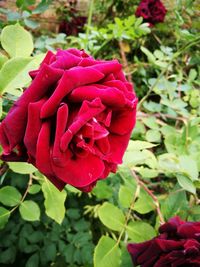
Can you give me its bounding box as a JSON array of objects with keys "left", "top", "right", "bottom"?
[
  {"left": 9, "top": 174, "right": 33, "bottom": 214},
  {"left": 137, "top": 111, "right": 188, "bottom": 123},
  {"left": 118, "top": 41, "right": 132, "bottom": 84},
  {"left": 86, "top": 0, "right": 94, "bottom": 46},
  {"left": 137, "top": 60, "right": 172, "bottom": 111},
  {"left": 93, "top": 39, "right": 111, "bottom": 57},
  {"left": 152, "top": 33, "right": 162, "bottom": 45},
  {"left": 21, "top": 174, "right": 33, "bottom": 203},
  {"left": 116, "top": 184, "right": 140, "bottom": 245},
  {"left": 131, "top": 170, "right": 165, "bottom": 225},
  {"left": 137, "top": 36, "right": 200, "bottom": 110},
  {"left": 0, "top": 163, "right": 8, "bottom": 176}
]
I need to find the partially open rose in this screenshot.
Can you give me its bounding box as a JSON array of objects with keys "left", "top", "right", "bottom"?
[
  {"left": 59, "top": 16, "right": 87, "bottom": 36},
  {"left": 127, "top": 216, "right": 200, "bottom": 266},
  {"left": 0, "top": 49, "right": 137, "bottom": 192},
  {"left": 135, "top": 0, "right": 167, "bottom": 26}
]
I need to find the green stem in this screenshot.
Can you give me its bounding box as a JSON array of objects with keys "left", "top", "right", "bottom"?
[
  {"left": 137, "top": 36, "right": 200, "bottom": 110},
  {"left": 93, "top": 39, "right": 111, "bottom": 57},
  {"left": 6, "top": 174, "right": 33, "bottom": 216},
  {"left": 86, "top": 0, "right": 94, "bottom": 46},
  {"left": 116, "top": 184, "right": 140, "bottom": 245}
]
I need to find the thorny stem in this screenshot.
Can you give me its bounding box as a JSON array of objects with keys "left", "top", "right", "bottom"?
[
  {"left": 131, "top": 170, "right": 165, "bottom": 225},
  {"left": 86, "top": 0, "right": 94, "bottom": 46},
  {"left": 119, "top": 41, "right": 133, "bottom": 84}
]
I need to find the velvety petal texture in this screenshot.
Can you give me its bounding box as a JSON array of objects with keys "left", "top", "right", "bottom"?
[
  {"left": 135, "top": 0, "right": 167, "bottom": 26},
  {"left": 0, "top": 49, "right": 137, "bottom": 192},
  {"left": 127, "top": 216, "right": 200, "bottom": 267}
]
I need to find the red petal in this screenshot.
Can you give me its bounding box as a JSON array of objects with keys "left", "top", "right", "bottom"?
[
  {"left": 104, "top": 133, "right": 131, "bottom": 164},
  {"left": 110, "top": 108, "right": 137, "bottom": 135},
  {"left": 36, "top": 121, "right": 65, "bottom": 190},
  {"left": 69, "top": 85, "right": 128, "bottom": 108},
  {"left": 52, "top": 152, "right": 105, "bottom": 187},
  {"left": 60, "top": 98, "right": 105, "bottom": 151},
  {"left": 24, "top": 98, "right": 46, "bottom": 159},
  {"left": 40, "top": 67, "right": 104, "bottom": 118},
  {"left": 52, "top": 103, "right": 71, "bottom": 167}
]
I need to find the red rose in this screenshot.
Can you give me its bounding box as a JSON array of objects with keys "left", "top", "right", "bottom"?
[
  {"left": 59, "top": 16, "right": 87, "bottom": 36},
  {"left": 0, "top": 49, "right": 137, "bottom": 192},
  {"left": 127, "top": 216, "right": 200, "bottom": 267},
  {"left": 135, "top": 0, "right": 167, "bottom": 26}
]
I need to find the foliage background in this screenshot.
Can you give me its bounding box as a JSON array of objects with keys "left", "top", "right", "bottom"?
[{"left": 0, "top": 0, "right": 200, "bottom": 266}]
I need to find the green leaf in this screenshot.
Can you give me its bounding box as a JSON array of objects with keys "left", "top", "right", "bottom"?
[
  {"left": 123, "top": 151, "right": 148, "bottom": 166},
  {"left": 92, "top": 180, "right": 113, "bottom": 199},
  {"left": 118, "top": 185, "right": 134, "bottom": 208},
  {"left": 0, "top": 53, "right": 8, "bottom": 69},
  {"left": 142, "top": 117, "right": 159, "bottom": 130},
  {"left": 179, "top": 155, "right": 198, "bottom": 181},
  {"left": 141, "top": 46, "right": 156, "bottom": 63},
  {"left": 33, "top": 0, "right": 52, "bottom": 14},
  {"left": 28, "top": 184, "right": 41, "bottom": 195},
  {"left": 176, "top": 174, "right": 196, "bottom": 194},
  {"left": 94, "top": 236, "right": 121, "bottom": 267},
  {"left": 0, "top": 57, "right": 40, "bottom": 95},
  {"left": 1, "top": 24, "right": 33, "bottom": 57},
  {"left": 188, "top": 206, "right": 200, "bottom": 221},
  {"left": 120, "top": 246, "right": 132, "bottom": 267},
  {"left": 25, "top": 253, "right": 39, "bottom": 267},
  {"left": 98, "top": 202, "right": 125, "bottom": 231},
  {"left": 135, "top": 167, "right": 159, "bottom": 178},
  {"left": 123, "top": 149, "right": 157, "bottom": 168},
  {"left": 66, "top": 184, "right": 81, "bottom": 193},
  {"left": 42, "top": 179, "right": 67, "bottom": 224},
  {"left": 0, "top": 207, "right": 10, "bottom": 229},
  {"left": 0, "top": 186, "right": 22, "bottom": 206},
  {"left": 16, "top": 0, "right": 35, "bottom": 10},
  {"left": 188, "top": 68, "right": 197, "bottom": 81},
  {"left": 134, "top": 190, "right": 155, "bottom": 214},
  {"left": 8, "top": 162, "right": 37, "bottom": 174},
  {"left": 0, "top": 246, "right": 16, "bottom": 264},
  {"left": 24, "top": 19, "right": 39, "bottom": 29},
  {"left": 44, "top": 243, "right": 57, "bottom": 262},
  {"left": 158, "top": 153, "right": 179, "bottom": 173},
  {"left": 127, "top": 140, "right": 157, "bottom": 150},
  {"left": 126, "top": 221, "right": 156, "bottom": 242},
  {"left": 161, "top": 185, "right": 188, "bottom": 220},
  {"left": 19, "top": 200, "right": 40, "bottom": 221},
  {"left": 146, "top": 129, "right": 161, "bottom": 143}
]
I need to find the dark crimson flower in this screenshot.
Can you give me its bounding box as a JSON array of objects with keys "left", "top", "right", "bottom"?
[
  {"left": 59, "top": 16, "right": 87, "bottom": 36},
  {"left": 135, "top": 0, "right": 167, "bottom": 26},
  {"left": 0, "top": 49, "right": 137, "bottom": 192},
  {"left": 127, "top": 216, "right": 200, "bottom": 267},
  {"left": 57, "top": 1, "right": 86, "bottom": 36}
]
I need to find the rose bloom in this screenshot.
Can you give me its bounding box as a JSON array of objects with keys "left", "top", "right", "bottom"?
[
  {"left": 59, "top": 13, "right": 87, "bottom": 36},
  {"left": 127, "top": 216, "right": 200, "bottom": 267},
  {"left": 135, "top": 0, "right": 167, "bottom": 26},
  {"left": 0, "top": 49, "right": 137, "bottom": 192}
]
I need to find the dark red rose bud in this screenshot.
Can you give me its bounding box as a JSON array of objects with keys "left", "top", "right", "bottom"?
[
  {"left": 127, "top": 216, "right": 200, "bottom": 267},
  {"left": 0, "top": 49, "right": 137, "bottom": 192},
  {"left": 59, "top": 16, "right": 87, "bottom": 36},
  {"left": 135, "top": 0, "right": 167, "bottom": 26}
]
